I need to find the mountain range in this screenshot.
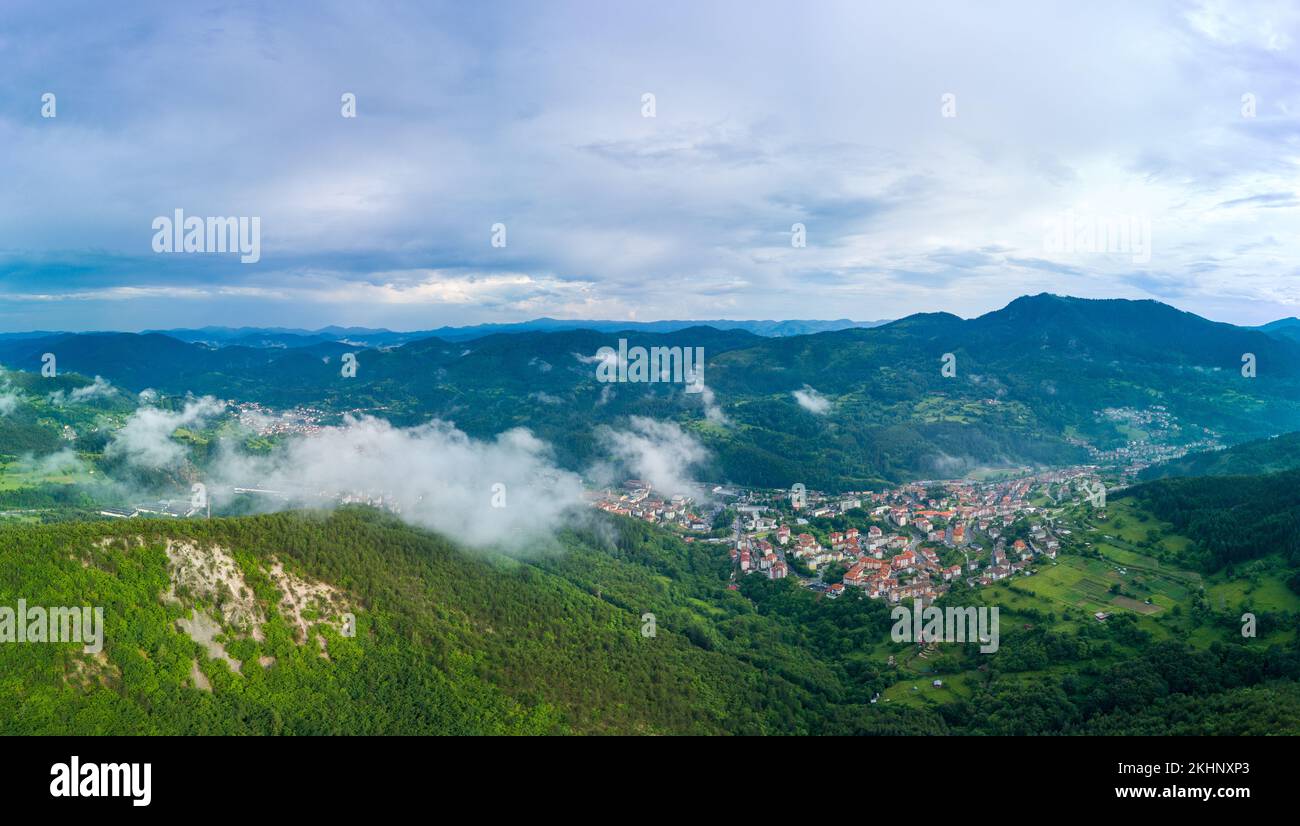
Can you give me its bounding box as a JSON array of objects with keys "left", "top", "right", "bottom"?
[
  {"left": 4, "top": 294, "right": 1300, "bottom": 488},
  {"left": 124, "top": 318, "right": 889, "bottom": 348},
  {"left": 4, "top": 294, "right": 1300, "bottom": 738}
]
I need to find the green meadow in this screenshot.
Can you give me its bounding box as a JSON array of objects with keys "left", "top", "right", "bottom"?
[{"left": 0, "top": 458, "right": 92, "bottom": 491}]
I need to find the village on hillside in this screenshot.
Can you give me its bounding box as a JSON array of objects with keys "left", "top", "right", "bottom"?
[
  {"left": 590, "top": 468, "right": 1100, "bottom": 607},
  {"left": 589, "top": 403, "right": 1226, "bottom": 608}
]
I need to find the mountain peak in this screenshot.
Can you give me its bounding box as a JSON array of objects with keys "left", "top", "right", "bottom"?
[{"left": 1260, "top": 317, "right": 1300, "bottom": 330}]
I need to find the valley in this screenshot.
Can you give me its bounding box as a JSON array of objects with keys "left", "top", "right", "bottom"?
[{"left": 2, "top": 295, "right": 1300, "bottom": 736}]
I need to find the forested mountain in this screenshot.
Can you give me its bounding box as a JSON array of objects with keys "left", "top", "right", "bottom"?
[
  {"left": 3, "top": 345, "right": 1298, "bottom": 736},
  {"left": 1257, "top": 317, "right": 1300, "bottom": 345},
  {"left": 52, "top": 318, "right": 888, "bottom": 350},
  {"left": 1140, "top": 431, "right": 1300, "bottom": 481},
  {"left": 1124, "top": 468, "right": 1300, "bottom": 571},
  {"left": 0, "top": 369, "right": 136, "bottom": 460},
  {"left": 4, "top": 505, "right": 1297, "bottom": 735},
  {"left": 396, "top": 317, "right": 890, "bottom": 340},
  {"left": 4, "top": 294, "right": 1300, "bottom": 488}
]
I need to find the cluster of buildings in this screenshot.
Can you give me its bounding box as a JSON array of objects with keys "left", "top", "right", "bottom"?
[
  {"left": 708, "top": 468, "right": 1082, "bottom": 606},
  {"left": 99, "top": 485, "right": 412, "bottom": 521},
  {"left": 590, "top": 481, "right": 710, "bottom": 532},
  {"left": 232, "top": 402, "right": 327, "bottom": 437},
  {"left": 99, "top": 499, "right": 207, "bottom": 519},
  {"left": 734, "top": 533, "right": 789, "bottom": 580},
  {"left": 974, "top": 534, "right": 1058, "bottom": 586},
  {"left": 1079, "top": 406, "right": 1221, "bottom": 478}
]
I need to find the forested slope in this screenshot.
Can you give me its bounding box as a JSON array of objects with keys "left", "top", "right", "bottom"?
[{"left": 2, "top": 506, "right": 1298, "bottom": 735}]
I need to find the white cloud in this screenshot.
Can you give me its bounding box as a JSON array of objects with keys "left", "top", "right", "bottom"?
[
  {"left": 700, "top": 384, "right": 729, "bottom": 425},
  {"left": 594, "top": 417, "right": 710, "bottom": 499},
  {"left": 49, "top": 375, "right": 116, "bottom": 406},
  {"left": 105, "top": 396, "right": 225, "bottom": 469},
  {"left": 574, "top": 350, "right": 618, "bottom": 368},
  {"left": 3, "top": 2, "right": 1300, "bottom": 328},
  {"left": 0, "top": 370, "right": 19, "bottom": 416},
  {"left": 18, "top": 448, "right": 86, "bottom": 476},
  {"left": 209, "top": 416, "right": 585, "bottom": 552},
  {"left": 792, "top": 385, "right": 831, "bottom": 415}
]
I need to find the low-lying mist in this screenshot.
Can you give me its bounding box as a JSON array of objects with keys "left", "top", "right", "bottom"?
[{"left": 94, "top": 400, "right": 712, "bottom": 554}]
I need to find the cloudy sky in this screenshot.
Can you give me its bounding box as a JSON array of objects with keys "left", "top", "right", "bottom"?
[{"left": 1, "top": 0, "right": 1298, "bottom": 331}]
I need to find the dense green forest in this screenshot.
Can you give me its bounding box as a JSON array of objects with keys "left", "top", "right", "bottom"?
[
  {"left": 1125, "top": 468, "right": 1300, "bottom": 571},
  {"left": 2, "top": 504, "right": 1297, "bottom": 735},
  {"left": 7, "top": 294, "right": 1300, "bottom": 488},
  {"left": 1140, "top": 431, "right": 1300, "bottom": 481}
]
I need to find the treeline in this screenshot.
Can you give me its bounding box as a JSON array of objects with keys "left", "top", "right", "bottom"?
[
  {"left": 1125, "top": 469, "right": 1300, "bottom": 570},
  {"left": 1139, "top": 431, "right": 1300, "bottom": 481},
  {"left": 0, "top": 415, "right": 64, "bottom": 457},
  {"left": 2, "top": 505, "right": 1298, "bottom": 735},
  {"left": 0, "top": 483, "right": 95, "bottom": 510},
  {"left": 0, "top": 512, "right": 557, "bottom": 735},
  {"left": 938, "top": 639, "right": 1300, "bottom": 736},
  {"left": 1, "top": 508, "right": 874, "bottom": 734}
]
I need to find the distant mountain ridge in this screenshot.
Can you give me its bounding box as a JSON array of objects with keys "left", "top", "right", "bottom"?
[
  {"left": 132, "top": 318, "right": 890, "bottom": 347},
  {"left": 9, "top": 301, "right": 1300, "bottom": 347},
  {"left": 1, "top": 320, "right": 887, "bottom": 350},
  {"left": 4, "top": 293, "right": 1300, "bottom": 489},
  {"left": 1256, "top": 317, "right": 1300, "bottom": 346}
]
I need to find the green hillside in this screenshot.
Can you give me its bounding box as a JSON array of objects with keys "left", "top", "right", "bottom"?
[
  {"left": 1140, "top": 431, "right": 1300, "bottom": 480},
  {"left": 7, "top": 295, "right": 1300, "bottom": 488},
  {"left": 1125, "top": 467, "right": 1300, "bottom": 571},
  {"left": 3, "top": 501, "right": 1298, "bottom": 735},
  {"left": 0, "top": 508, "right": 868, "bottom": 734}
]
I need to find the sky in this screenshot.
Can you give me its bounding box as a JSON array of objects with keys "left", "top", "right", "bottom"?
[{"left": 1, "top": 0, "right": 1299, "bottom": 331}]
